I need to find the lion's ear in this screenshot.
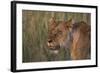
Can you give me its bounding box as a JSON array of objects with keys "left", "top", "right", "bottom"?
[
  {"left": 67, "top": 18, "right": 74, "bottom": 27},
  {"left": 65, "top": 19, "right": 74, "bottom": 31},
  {"left": 49, "top": 17, "right": 56, "bottom": 24},
  {"left": 48, "top": 17, "right": 57, "bottom": 30}
]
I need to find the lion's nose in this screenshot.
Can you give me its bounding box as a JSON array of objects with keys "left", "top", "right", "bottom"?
[
  {"left": 47, "top": 39, "right": 53, "bottom": 47},
  {"left": 48, "top": 39, "right": 52, "bottom": 43}
]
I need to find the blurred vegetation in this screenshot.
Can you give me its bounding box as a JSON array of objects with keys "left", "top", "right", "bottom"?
[{"left": 22, "top": 10, "right": 90, "bottom": 63}]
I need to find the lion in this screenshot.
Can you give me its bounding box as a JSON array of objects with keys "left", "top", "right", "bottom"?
[{"left": 47, "top": 17, "right": 91, "bottom": 60}]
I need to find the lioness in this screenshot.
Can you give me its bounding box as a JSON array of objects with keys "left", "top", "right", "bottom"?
[{"left": 47, "top": 17, "right": 91, "bottom": 60}]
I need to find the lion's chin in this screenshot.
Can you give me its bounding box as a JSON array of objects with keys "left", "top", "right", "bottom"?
[{"left": 49, "top": 49, "right": 59, "bottom": 54}]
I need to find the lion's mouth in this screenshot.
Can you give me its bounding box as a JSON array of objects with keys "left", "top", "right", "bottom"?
[
  {"left": 48, "top": 45, "right": 60, "bottom": 54},
  {"left": 49, "top": 46, "right": 60, "bottom": 50},
  {"left": 47, "top": 41, "right": 60, "bottom": 54}
]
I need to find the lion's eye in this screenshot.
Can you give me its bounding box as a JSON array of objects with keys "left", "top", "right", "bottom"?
[
  {"left": 66, "top": 25, "right": 69, "bottom": 28},
  {"left": 67, "top": 25, "right": 72, "bottom": 28}
]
